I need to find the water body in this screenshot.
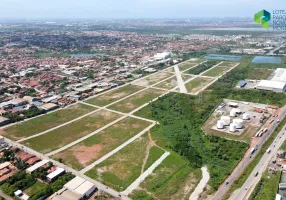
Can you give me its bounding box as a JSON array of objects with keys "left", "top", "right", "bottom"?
[
  {"left": 251, "top": 56, "right": 282, "bottom": 64},
  {"left": 204, "top": 54, "right": 242, "bottom": 61},
  {"left": 71, "top": 53, "right": 105, "bottom": 58}
]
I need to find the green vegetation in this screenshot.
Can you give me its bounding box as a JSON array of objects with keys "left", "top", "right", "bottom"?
[
  {"left": 85, "top": 84, "right": 144, "bottom": 106},
  {"left": 22, "top": 110, "right": 121, "bottom": 153},
  {"left": 33, "top": 51, "right": 70, "bottom": 58},
  {"left": 185, "top": 77, "right": 213, "bottom": 93},
  {"left": 108, "top": 88, "right": 165, "bottom": 113},
  {"left": 131, "top": 152, "right": 201, "bottom": 200},
  {"left": 135, "top": 93, "right": 248, "bottom": 192},
  {"left": 178, "top": 62, "right": 197, "bottom": 71},
  {"left": 2, "top": 103, "right": 95, "bottom": 140},
  {"left": 143, "top": 146, "right": 165, "bottom": 171},
  {"left": 186, "top": 60, "right": 219, "bottom": 75},
  {"left": 53, "top": 117, "right": 152, "bottom": 170},
  {"left": 202, "top": 66, "right": 229, "bottom": 77},
  {"left": 86, "top": 134, "right": 150, "bottom": 191},
  {"left": 249, "top": 171, "right": 280, "bottom": 200},
  {"left": 246, "top": 68, "right": 274, "bottom": 80},
  {"left": 24, "top": 181, "right": 46, "bottom": 196}
]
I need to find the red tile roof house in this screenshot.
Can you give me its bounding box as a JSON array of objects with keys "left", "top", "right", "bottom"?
[{"left": 15, "top": 151, "right": 35, "bottom": 162}]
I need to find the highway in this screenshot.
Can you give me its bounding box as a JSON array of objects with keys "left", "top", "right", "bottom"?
[
  {"left": 231, "top": 109, "right": 286, "bottom": 200},
  {"left": 213, "top": 107, "right": 286, "bottom": 200}
]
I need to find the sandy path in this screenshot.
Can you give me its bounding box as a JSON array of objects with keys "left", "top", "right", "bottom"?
[{"left": 189, "top": 166, "right": 210, "bottom": 200}]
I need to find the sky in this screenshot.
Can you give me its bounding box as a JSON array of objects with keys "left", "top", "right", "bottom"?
[{"left": 0, "top": 0, "right": 284, "bottom": 19}]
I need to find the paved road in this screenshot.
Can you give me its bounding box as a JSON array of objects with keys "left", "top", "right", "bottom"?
[
  {"left": 122, "top": 152, "right": 170, "bottom": 196},
  {"left": 174, "top": 65, "right": 187, "bottom": 93},
  {"left": 232, "top": 111, "right": 286, "bottom": 200},
  {"left": 266, "top": 43, "right": 284, "bottom": 55},
  {"left": 189, "top": 166, "right": 210, "bottom": 200},
  {"left": 0, "top": 189, "right": 13, "bottom": 200},
  {"left": 213, "top": 108, "right": 286, "bottom": 200}
]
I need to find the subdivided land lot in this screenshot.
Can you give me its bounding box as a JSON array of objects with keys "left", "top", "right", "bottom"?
[
  {"left": 53, "top": 117, "right": 152, "bottom": 170},
  {"left": 85, "top": 133, "right": 166, "bottom": 191},
  {"left": 21, "top": 110, "right": 122, "bottom": 154},
  {"left": 0, "top": 103, "right": 96, "bottom": 140},
  {"left": 85, "top": 84, "right": 144, "bottom": 107}
]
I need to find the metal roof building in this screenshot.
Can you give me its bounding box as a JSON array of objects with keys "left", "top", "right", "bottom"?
[
  {"left": 26, "top": 159, "right": 49, "bottom": 174},
  {"left": 256, "top": 80, "right": 286, "bottom": 93},
  {"left": 271, "top": 68, "right": 286, "bottom": 82},
  {"left": 47, "top": 168, "right": 65, "bottom": 182}
]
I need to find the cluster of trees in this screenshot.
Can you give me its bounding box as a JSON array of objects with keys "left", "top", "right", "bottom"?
[
  {"left": 145, "top": 93, "right": 248, "bottom": 191},
  {"left": 0, "top": 168, "right": 75, "bottom": 199},
  {"left": 187, "top": 60, "right": 219, "bottom": 75}
]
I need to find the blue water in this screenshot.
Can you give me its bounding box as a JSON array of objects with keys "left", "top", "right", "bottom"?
[
  {"left": 204, "top": 54, "right": 242, "bottom": 61},
  {"left": 71, "top": 53, "right": 105, "bottom": 58},
  {"left": 251, "top": 56, "right": 282, "bottom": 64}
]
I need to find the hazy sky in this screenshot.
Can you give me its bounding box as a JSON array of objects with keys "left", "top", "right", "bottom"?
[{"left": 0, "top": 0, "right": 284, "bottom": 19}]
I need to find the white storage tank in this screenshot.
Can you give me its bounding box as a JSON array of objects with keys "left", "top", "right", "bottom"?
[
  {"left": 230, "top": 109, "right": 236, "bottom": 117},
  {"left": 230, "top": 123, "right": 236, "bottom": 132},
  {"left": 221, "top": 116, "right": 231, "bottom": 125},
  {"left": 242, "top": 113, "right": 250, "bottom": 120},
  {"left": 233, "top": 119, "right": 243, "bottom": 129},
  {"left": 217, "top": 120, "right": 225, "bottom": 129}
]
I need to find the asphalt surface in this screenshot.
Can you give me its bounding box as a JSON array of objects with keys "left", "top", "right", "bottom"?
[
  {"left": 213, "top": 108, "right": 286, "bottom": 200},
  {"left": 231, "top": 109, "right": 286, "bottom": 200},
  {"left": 174, "top": 65, "right": 187, "bottom": 93}
]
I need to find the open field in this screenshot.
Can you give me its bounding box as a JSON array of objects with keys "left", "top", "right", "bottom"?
[
  {"left": 132, "top": 72, "right": 174, "bottom": 87},
  {"left": 108, "top": 88, "right": 166, "bottom": 113},
  {"left": 85, "top": 84, "right": 144, "bottom": 106},
  {"left": 129, "top": 153, "right": 201, "bottom": 200},
  {"left": 178, "top": 62, "right": 198, "bottom": 71},
  {"left": 202, "top": 66, "right": 230, "bottom": 77},
  {"left": 185, "top": 77, "right": 214, "bottom": 94},
  {"left": 21, "top": 110, "right": 121, "bottom": 153},
  {"left": 24, "top": 181, "right": 46, "bottom": 197},
  {"left": 0, "top": 103, "right": 96, "bottom": 140},
  {"left": 246, "top": 68, "right": 274, "bottom": 80},
  {"left": 249, "top": 171, "right": 280, "bottom": 200},
  {"left": 85, "top": 133, "right": 165, "bottom": 191},
  {"left": 53, "top": 117, "right": 152, "bottom": 170},
  {"left": 153, "top": 75, "right": 194, "bottom": 90}
]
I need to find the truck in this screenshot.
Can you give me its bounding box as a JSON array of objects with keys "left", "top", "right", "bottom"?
[
  {"left": 267, "top": 148, "right": 271, "bottom": 154},
  {"left": 250, "top": 148, "right": 255, "bottom": 154}
]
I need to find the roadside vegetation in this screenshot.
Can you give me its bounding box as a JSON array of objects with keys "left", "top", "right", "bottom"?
[{"left": 249, "top": 171, "right": 280, "bottom": 200}]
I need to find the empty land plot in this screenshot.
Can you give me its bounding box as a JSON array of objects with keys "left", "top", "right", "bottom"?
[
  {"left": 185, "top": 77, "right": 214, "bottom": 94},
  {"left": 186, "top": 60, "right": 219, "bottom": 75},
  {"left": 246, "top": 68, "right": 274, "bottom": 80},
  {"left": 85, "top": 134, "right": 165, "bottom": 191},
  {"left": 202, "top": 66, "right": 230, "bottom": 77},
  {"left": 85, "top": 84, "right": 144, "bottom": 106},
  {"left": 132, "top": 72, "right": 173, "bottom": 87},
  {"left": 24, "top": 181, "right": 46, "bottom": 197},
  {"left": 108, "top": 88, "right": 166, "bottom": 113},
  {"left": 218, "top": 62, "right": 237, "bottom": 67},
  {"left": 21, "top": 110, "right": 121, "bottom": 154},
  {"left": 0, "top": 103, "right": 95, "bottom": 140},
  {"left": 129, "top": 153, "right": 201, "bottom": 200},
  {"left": 53, "top": 117, "right": 152, "bottom": 170},
  {"left": 178, "top": 62, "right": 198, "bottom": 71},
  {"left": 154, "top": 75, "right": 194, "bottom": 90}
]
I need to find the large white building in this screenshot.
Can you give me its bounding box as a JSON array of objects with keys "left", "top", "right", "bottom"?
[
  {"left": 255, "top": 68, "right": 286, "bottom": 92},
  {"left": 256, "top": 80, "right": 286, "bottom": 93}
]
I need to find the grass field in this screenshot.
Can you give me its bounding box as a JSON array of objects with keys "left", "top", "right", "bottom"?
[
  {"left": 129, "top": 153, "right": 201, "bottom": 200},
  {"left": 0, "top": 103, "right": 96, "bottom": 140},
  {"left": 249, "top": 171, "right": 280, "bottom": 200},
  {"left": 185, "top": 77, "right": 214, "bottom": 94},
  {"left": 85, "top": 134, "right": 165, "bottom": 191},
  {"left": 108, "top": 88, "right": 166, "bottom": 113},
  {"left": 21, "top": 110, "right": 121, "bottom": 153},
  {"left": 178, "top": 62, "right": 197, "bottom": 71},
  {"left": 53, "top": 117, "right": 152, "bottom": 170},
  {"left": 246, "top": 68, "right": 274, "bottom": 80},
  {"left": 132, "top": 72, "right": 174, "bottom": 87},
  {"left": 85, "top": 84, "right": 144, "bottom": 106},
  {"left": 202, "top": 66, "right": 229, "bottom": 77},
  {"left": 24, "top": 181, "right": 46, "bottom": 196}
]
